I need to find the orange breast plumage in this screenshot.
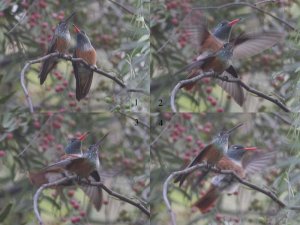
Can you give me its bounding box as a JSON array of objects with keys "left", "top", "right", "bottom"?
[{"left": 75, "top": 48, "right": 97, "bottom": 66}]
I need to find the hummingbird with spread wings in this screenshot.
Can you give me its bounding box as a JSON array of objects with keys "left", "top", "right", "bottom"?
[
  {"left": 193, "top": 145, "right": 273, "bottom": 213},
  {"left": 174, "top": 123, "right": 243, "bottom": 187},
  {"left": 178, "top": 13, "right": 283, "bottom": 106}
]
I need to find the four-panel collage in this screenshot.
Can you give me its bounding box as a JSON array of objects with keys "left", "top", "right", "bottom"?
[{"left": 0, "top": 0, "right": 300, "bottom": 225}]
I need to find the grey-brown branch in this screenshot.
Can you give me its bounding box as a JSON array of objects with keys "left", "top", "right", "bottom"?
[
  {"left": 170, "top": 71, "right": 290, "bottom": 113},
  {"left": 163, "top": 163, "right": 300, "bottom": 225},
  {"left": 20, "top": 52, "right": 147, "bottom": 113},
  {"left": 33, "top": 175, "right": 150, "bottom": 225}
]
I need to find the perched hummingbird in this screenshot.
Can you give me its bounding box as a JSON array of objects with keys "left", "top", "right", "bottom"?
[
  {"left": 193, "top": 145, "right": 273, "bottom": 213},
  {"left": 72, "top": 24, "right": 97, "bottom": 101},
  {"left": 44, "top": 134, "right": 109, "bottom": 210},
  {"left": 174, "top": 123, "right": 243, "bottom": 187},
  {"left": 181, "top": 14, "right": 283, "bottom": 106},
  {"left": 29, "top": 132, "right": 107, "bottom": 211},
  {"left": 39, "top": 12, "right": 75, "bottom": 85}
]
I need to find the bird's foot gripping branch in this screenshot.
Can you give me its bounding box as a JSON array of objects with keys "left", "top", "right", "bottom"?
[{"left": 20, "top": 52, "right": 147, "bottom": 113}]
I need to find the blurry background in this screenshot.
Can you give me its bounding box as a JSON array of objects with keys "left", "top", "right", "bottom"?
[
  {"left": 150, "top": 112, "right": 300, "bottom": 225},
  {"left": 151, "top": 0, "right": 299, "bottom": 112},
  {"left": 0, "top": 0, "right": 149, "bottom": 113},
  {"left": 0, "top": 112, "right": 149, "bottom": 225}
]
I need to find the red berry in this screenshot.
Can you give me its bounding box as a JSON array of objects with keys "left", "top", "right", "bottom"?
[
  {"left": 6, "top": 133, "right": 13, "bottom": 140},
  {"left": 206, "top": 87, "right": 212, "bottom": 94},
  {"left": 215, "top": 213, "right": 223, "bottom": 221},
  {"left": 211, "top": 100, "right": 217, "bottom": 106},
  {"left": 69, "top": 101, "right": 77, "bottom": 107},
  {"left": 203, "top": 77, "right": 210, "bottom": 84},
  {"left": 79, "top": 211, "right": 86, "bottom": 217},
  {"left": 103, "top": 200, "right": 109, "bottom": 205},
  {"left": 53, "top": 121, "right": 61, "bottom": 129},
  {"left": 185, "top": 135, "right": 193, "bottom": 142},
  {"left": 68, "top": 92, "right": 75, "bottom": 98},
  {"left": 34, "top": 120, "right": 41, "bottom": 129},
  {"left": 182, "top": 113, "right": 192, "bottom": 120},
  {"left": 171, "top": 18, "right": 179, "bottom": 25},
  {"left": 217, "top": 108, "right": 224, "bottom": 113},
  {"left": 0, "top": 151, "right": 6, "bottom": 157}
]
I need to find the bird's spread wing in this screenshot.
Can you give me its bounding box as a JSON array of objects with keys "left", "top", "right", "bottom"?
[
  {"left": 45, "top": 157, "right": 84, "bottom": 170},
  {"left": 216, "top": 66, "right": 244, "bottom": 106},
  {"left": 232, "top": 31, "right": 284, "bottom": 60},
  {"left": 243, "top": 151, "right": 275, "bottom": 175},
  {"left": 174, "top": 143, "right": 213, "bottom": 186},
  {"left": 180, "top": 10, "right": 210, "bottom": 54}
]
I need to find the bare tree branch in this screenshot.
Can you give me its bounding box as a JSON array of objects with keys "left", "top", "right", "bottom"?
[
  {"left": 33, "top": 175, "right": 150, "bottom": 224},
  {"left": 163, "top": 163, "right": 300, "bottom": 225},
  {"left": 170, "top": 71, "right": 215, "bottom": 112},
  {"left": 170, "top": 71, "right": 290, "bottom": 113},
  {"left": 20, "top": 52, "right": 148, "bottom": 113},
  {"left": 215, "top": 76, "right": 290, "bottom": 112},
  {"left": 82, "top": 181, "right": 150, "bottom": 217}
]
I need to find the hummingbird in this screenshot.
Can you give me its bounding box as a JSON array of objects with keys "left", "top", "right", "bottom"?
[
  {"left": 72, "top": 24, "right": 97, "bottom": 101},
  {"left": 29, "top": 131, "right": 89, "bottom": 186},
  {"left": 29, "top": 132, "right": 107, "bottom": 211},
  {"left": 181, "top": 14, "right": 283, "bottom": 106},
  {"left": 193, "top": 145, "right": 273, "bottom": 213},
  {"left": 64, "top": 132, "right": 89, "bottom": 155},
  {"left": 39, "top": 12, "right": 75, "bottom": 85},
  {"left": 174, "top": 123, "right": 243, "bottom": 187},
  {"left": 44, "top": 134, "right": 109, "bottom": 209}
]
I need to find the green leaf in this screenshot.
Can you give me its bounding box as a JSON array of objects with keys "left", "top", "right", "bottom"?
[
  {"left": 0, "top": 91, "right": 15, "bottom": 104},
  {"left": 0, "top": 203, "right": 13, "bottom": 222}
]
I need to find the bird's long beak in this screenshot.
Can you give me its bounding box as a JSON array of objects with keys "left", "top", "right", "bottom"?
[
  {"left": 243, "top": 147, "right": 257, "bottom": 151},
  {"left": 64, "top": 12, "right": 76, "bottom": 23},
  {"left": 73, "top": 24, "right": 81, "bottom": 33},
  {"left": 78, "top": 132, "right": 89, "bottom": 141},
  {"left": 95, "top": 132, "right": 110, "bottom": 148},
  {"left": 228, "top": 18, "right": 241, "bottom": 27},
  {"left": 226, "top": 123, "right": 243, "bottom": 135}
]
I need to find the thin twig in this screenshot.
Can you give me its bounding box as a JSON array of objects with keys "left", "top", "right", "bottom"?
[
  {"left": 20, "top": 53, "right": 147, "bottom": 113},
  {"left": 85, "top": 181, "right": 150, "bottom": 217},
  {"left": 163, "top": 163, "right": 300, "bottom": 225},
  {"left": 215, "top": 76, "right": 290, "bottom": 112}
]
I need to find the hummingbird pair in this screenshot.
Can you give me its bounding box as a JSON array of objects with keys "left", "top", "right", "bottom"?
[
  {"left": 176, "top": 15, "right": 283, "bottom": 106},
  {"left": 29, "top": 132, "right": 108, "bottom": 211},
  {"left": 39, "top": 12, "right": 96, "bottom": 101},
  {"left": 174, "top": 123, "right": 244, "bottom": 186},
  {"left": 193, "top": 145, "right": 273, "bottom": 213}
]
